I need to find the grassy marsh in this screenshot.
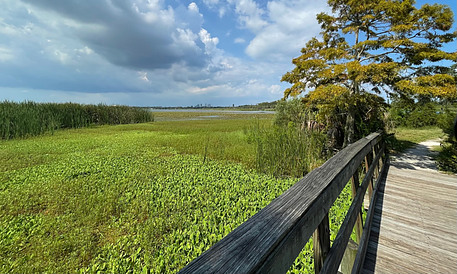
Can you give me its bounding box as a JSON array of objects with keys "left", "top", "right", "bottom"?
[
  {"left": 1, "top": 117, "right": 299, "bottom": 272},
  {"left": 1, "top": 112, "right": 360, "bottom": 273}
]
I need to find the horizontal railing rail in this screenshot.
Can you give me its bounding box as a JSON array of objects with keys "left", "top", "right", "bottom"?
[{"left": 179, "top": 132, "right": 386, "bottom": 274}]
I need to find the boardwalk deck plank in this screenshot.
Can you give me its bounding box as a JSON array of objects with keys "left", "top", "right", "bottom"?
[{"left": 362, "top": 140, "right": 457, "bottom": 274}]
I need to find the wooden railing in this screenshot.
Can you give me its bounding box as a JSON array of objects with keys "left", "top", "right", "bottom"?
[{"left": 179, "top": 132, "right": 387, "bottom": 274}]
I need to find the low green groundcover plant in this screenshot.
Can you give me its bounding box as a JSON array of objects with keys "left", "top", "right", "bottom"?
[
  {"left": 1, "top": 124, "right": 296, "bottom": 273},
  {"left": 1, "top": 120, "right": 356, "bottom": 273}
]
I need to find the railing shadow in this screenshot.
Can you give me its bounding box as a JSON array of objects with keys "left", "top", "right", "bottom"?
[{"left": 390, "top": 143, "right": 438, "bottom": 170}]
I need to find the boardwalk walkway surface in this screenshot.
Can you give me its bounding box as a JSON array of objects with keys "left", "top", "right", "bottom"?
[{"left": 362, "top": 140, "right": 457, "bottom": 273}]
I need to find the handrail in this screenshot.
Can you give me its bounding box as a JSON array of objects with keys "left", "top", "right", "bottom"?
[
  {"left": 179, "top": 132, "right": 386, "bottom": 274},
  {"left": 351, "top": 156, "right": 388, "bottom": 274}
]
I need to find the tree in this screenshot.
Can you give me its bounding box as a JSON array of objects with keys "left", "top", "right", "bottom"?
[{"left": 282, "top": 0, "right": 457, "bottom": 147}]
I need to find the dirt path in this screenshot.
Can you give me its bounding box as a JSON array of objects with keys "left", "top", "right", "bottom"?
[{"left": 390, "top": 139, "right": 441, "bottom": 171}]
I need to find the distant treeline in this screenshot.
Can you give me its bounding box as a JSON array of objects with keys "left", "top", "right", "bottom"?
[
  {"left": 150, "top": 100, "right": 279, "bottom": 111},
  {"left": 236, "top": 101, "right": 278, "bottom": 111},
  {"left": 1, "top": 101, "right": 154, "bottom": 140}
]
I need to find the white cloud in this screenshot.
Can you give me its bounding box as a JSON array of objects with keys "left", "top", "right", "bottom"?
[
  {"left": 199, "top": 28, "right": 219, "bottom": 55},
  {"left": 234, "top": 37, "right": 245, "bottom": 44},
  {"left": 269, "top": 84, "right": 281, "bottom": 95},
  {"left": 75, "top": 46, "right": 93, "bottom": 55},
  {"left": 218, "top": 7, "right": 227, "bottom": 18},
  {"left": 17, "top": 0, "right": 210, "bottom": 69},
  {"left": 203, "top": 0, "right": 220, "bottom": 6},
  {"left": 228, "top": 0, "right": 328, "bottom": 61},
  {"left": 0, "top": 0, "right": 332, "bottom": 106},
  {"left": 138, "top": 71, "right": 150, "bottom": 82},
  {"left": 53, "top": 49, "right": 70, "bottom": 64},
  {"left": 188, "top": 2, "right": 199, "bottom": 13},
  {"left": 188, "top": 84, "right": 228, "bottom": 94},
  {"left": 229, "top": 0, "right": 268, "bottom": 32},
  {"left": 0, "top": 47, "right": 14, "bottom": 62}
]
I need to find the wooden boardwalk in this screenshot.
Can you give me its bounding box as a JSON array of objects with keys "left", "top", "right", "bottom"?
[{"left": 362, "top": 141, "right": 457, "bottom": 273}]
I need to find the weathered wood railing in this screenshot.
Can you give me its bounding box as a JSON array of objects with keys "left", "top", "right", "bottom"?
[{"left": 179, "top": 132, "right": 387, "bottom": 274}]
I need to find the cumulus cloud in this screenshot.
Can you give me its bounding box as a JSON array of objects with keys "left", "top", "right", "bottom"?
[
  {"left": 199, "top": 29, "right": 220, "bottom": 55},
  {"left": 230, "top": 0, "right": 328, "bottom": 61},
  {"left": 19, "top": 0, "right": 210, "bottom": 69},
  {"left": 229, "top": 0, "right": 268, "bottom": 32},
  {"left": 0, "top": 1, "right": 143, "bottom": 93},
  {"left": 0, "top": 0, "right": 331, "bottom": 106}
]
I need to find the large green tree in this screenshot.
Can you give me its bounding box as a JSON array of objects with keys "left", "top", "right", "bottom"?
[{"left": 282, "top": 0, "right": 457, "bottom": 146}]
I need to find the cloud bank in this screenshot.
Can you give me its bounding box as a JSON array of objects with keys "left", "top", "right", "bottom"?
[{"left": 0, "top": 0, "right": 329, "bottom": 106}]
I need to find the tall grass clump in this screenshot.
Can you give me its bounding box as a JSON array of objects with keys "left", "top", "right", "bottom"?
[
  {"left": 246, "top": 99, "right": 327, "bottom": 178},
  {"left": 247, "top": 122, "right": 326, "bottom": 178},
  {"left": 0, "top": 101, "right": 154, "bottom": 139}
]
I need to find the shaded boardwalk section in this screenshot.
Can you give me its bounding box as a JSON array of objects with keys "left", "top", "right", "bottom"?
[{"left": 363, "top": 141, "right": 457, "bottom": 273}]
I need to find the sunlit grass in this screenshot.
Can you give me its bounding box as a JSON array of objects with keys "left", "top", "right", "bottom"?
[{"left": 387, "top": 126, "right": 444, "bottom": 153}]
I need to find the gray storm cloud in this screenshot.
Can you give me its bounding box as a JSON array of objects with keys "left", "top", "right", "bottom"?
[{"left": 21, "top": 0, "right": 209, "bottom": 69}]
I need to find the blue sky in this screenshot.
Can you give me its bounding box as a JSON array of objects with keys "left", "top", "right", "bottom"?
[{"left": 0, "top": 0, "right": 455, "bottom": 107}]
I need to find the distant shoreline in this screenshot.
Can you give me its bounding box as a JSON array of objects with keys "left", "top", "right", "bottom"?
[{"left": 149, "top": 108, "right": 274, "bottom": 114}]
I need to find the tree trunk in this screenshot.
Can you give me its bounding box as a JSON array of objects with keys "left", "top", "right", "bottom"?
[
  {"left": 453, "top": 113, "right": 457, "bottom": 141},
  {"left": 344, "top": 83, "right": 359, "bottom": 148},
  {"left": 343, "top": 107, "right": 355, "bottom": 147}
]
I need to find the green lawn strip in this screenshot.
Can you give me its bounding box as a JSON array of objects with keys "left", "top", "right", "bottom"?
[{"left": 387, "top": 126, "right": 444, "bottom": 154}]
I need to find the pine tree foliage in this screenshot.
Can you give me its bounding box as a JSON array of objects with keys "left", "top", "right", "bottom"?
[{"left": 282, "top": 0, "right": 457, "bottom": 146}]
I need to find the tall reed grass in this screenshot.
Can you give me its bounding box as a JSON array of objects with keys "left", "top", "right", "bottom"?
[
  {"left": 0, "top": 101, "right": 154, "bottom": 139},
  {"left": 246, "top": 122, "right": 327, "bottom": 178}
]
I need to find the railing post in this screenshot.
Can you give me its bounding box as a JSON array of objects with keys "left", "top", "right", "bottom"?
[
  {"left": 314, "top": 213, "right": 330, "bottom": 273},
  {"left": 377, "top": 143, "right": 385, "bottom": 176},
  {"left": 364, "top": 153, "right": 373, "bottom": 210},
  {"left": 351, "top": 172, "right": 363, "bottom": 243},
  {"left": 372, "top": 145, "right": 379, "bottom": 183}
]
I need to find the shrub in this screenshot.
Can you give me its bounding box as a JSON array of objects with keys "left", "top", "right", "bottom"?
[
  {"left": 405, "top": 103, "right": 438, "bottom": 128},
  {"left": 388, "top": 98, "right": 439, "bottom": 128},
  {"left": 436, "top": 104, "right": 457, "bottom": 173},
  {"left": 273, "top": 98, "right": 307, "bottom": 128}
]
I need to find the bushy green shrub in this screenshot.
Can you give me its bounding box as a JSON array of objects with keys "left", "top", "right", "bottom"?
[
  {"left": 273, "top": 98, "right": 307, "bottom": 128},
  {"left": 405, "top": 103, "right": 438, "bottom": 128},
  {"left": 437, "top": 143, "right": 457, "bottom": 173},
  {"left": 437, "top": 105, "right": 457, "bottom": 138},
  {"left": 436, "top": 104, "right": 457, "bottom": 173},
  {"left": 388, "top": 98, "right": 439, "bottom": 128}
]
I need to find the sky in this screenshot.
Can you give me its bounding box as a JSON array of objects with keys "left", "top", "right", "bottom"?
[{"left": 0, "top": 0, "right": 455, "bottom": 107}]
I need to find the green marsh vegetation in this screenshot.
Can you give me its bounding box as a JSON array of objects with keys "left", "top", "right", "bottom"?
[
  {"left": 0, "top": 106, "right": 363, "bottom": 273},
  {"left": 246, "top": 99, "right": 327, "bottom": 178},
  {"left": 0, "top": 101, "right": 154, "bottom": 139},
  {"left": 0, "top": 117, "right": 296, "bottom": 273}
]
